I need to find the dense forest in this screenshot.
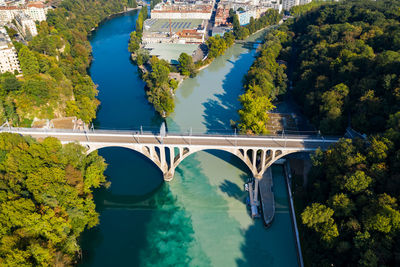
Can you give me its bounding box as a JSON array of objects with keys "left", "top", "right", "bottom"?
[
  {"left": 237, "top": 27, "right": 290, "bottom": 134},
  {"left": 0, "top": 133, "right": 107, "bottom": 265},
  {"left": 1, "top": 0, "right": 132, "bottom": 126},
  {"left": 279, "top": 0, "right": 400, "bottom": 266},
  {"left": 292, "top": 0, "right": 400, "bottom": 135}
]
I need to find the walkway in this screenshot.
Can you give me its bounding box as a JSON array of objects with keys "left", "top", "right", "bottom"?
[{"left": 259, "top": 168, "right": 275, "bottom": 226}]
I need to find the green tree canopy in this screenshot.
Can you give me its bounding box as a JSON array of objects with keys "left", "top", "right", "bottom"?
[{"left": 0, "top": 133, "right": 107, "bottom": 266}]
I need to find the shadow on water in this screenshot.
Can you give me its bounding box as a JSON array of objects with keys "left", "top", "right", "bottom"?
[
  {"left": 235, "top": 165, "right": 299, "bottom": 267},
  {"left": 199, "top": 42, "right": 298, "bottom": 266},
  {"left": 79, "top": 147, "right": 164, "bottom": 266},
  {"left": 80, "top": 147, "right": 203, "bottom": 267},
  {"left": 219, "top": 179, "right": 246, "bottom": 202},
  {"left": 202, "top": 46, "right": 256, "bottom": 132},
  {"left": 138, "top": 184, "right": 199, "bottom": 267},
  {"left": 173, "top": 150, "right": 254, "bottom": 266}
]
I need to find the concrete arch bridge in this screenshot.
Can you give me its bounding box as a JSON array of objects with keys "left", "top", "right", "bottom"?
[{"left": 3, "top": 128, "right": 339, "bottom": 182}]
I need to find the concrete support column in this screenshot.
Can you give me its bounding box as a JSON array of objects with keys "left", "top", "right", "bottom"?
[
  {"left": 179, "top": 147, "right": 183, "bottom": 159},
  {"left": 244, "top": 149, "right": 248, "bottom": 160},
  {"left": 252, "top": 149, "right": 257, "bottom": 169},
  {"left": 261, "top": 150, "right": 266, "bottom": 170},
  {"left": 160, "top": 146, "right": 166, "bottom": 170},
  {"left": 149, "top": 146, "right": 155, "bottom": 160},
  {"left": 169, "top": 147, "right": 175, "bottom": 167}
]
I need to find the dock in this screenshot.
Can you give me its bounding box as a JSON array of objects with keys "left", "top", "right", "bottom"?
[
  {"left": 248, "top": 179, "right": 260, "bottom": 218},
  {"left": 259, "top": 168, "right": 275, "bottom": 226}
]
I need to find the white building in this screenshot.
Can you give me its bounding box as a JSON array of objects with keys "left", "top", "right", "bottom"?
[
  {"left": 151, "top": 3, "right": 213, "bottom": 20},
  {"left": 25, "top": 2, "right": 48, "bottom": 22},
  {"left": 282, "top": 0, "right": 311, "bottom": 10},
  {"left": 237, "top": 9, "right": 256, "bottom": 25},
  {"left": 0, "top": 6, "right": 20, "bottom": 22},
  {"left": 15, "top": 12, "right": 37, "bottom": 37},
  {"left": 0, "top": 27, "right": 20, "bottom": 73},
  {"left": 0, "top": 2, "right": 48, "bottom": 23}
]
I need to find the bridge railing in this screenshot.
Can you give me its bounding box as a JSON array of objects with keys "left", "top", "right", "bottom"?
[{"left": 0, "top": 126, "right": 342, "bottom": 141}]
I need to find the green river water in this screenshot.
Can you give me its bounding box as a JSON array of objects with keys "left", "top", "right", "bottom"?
[{"left": 79, "top": 10, "right": 298, "bottom": 267}]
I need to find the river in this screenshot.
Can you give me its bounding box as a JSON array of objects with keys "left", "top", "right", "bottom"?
[{"left": 79, "top": 10, "right": 298, "bottom": 267}]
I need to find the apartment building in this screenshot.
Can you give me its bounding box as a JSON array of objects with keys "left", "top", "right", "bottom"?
[
  {"left": 0, "top": 27, "right": 20, "bottom": 73},
  {"left": 237, "top": 9, "right": 256, "bottom": 25},
  {"left": 25, "top": 1, "right": 47, "bottom": 21},
  {"left": 282, "top": 0, "right": 311, "bottom": 10},
  {"left": 0, "top": 1, "right": 49, "bottom": 23},
  {"left": 15, "top": 12, "right": 38, "bottom": 37}
]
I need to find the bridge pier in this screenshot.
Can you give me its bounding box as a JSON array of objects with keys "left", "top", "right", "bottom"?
[{"left": 163, "top": 168, "right": 175, "bottom": 182}]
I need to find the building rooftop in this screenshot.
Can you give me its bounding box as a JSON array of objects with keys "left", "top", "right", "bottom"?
[
  {"left": 144, "top": 18, "right": 204, "bottom": 33},
  {"left": 144, "top": 43, "right": 199, "bottom": 64},
  {"left": 152, "top": 3, "right": 213, "bottom": 14}
]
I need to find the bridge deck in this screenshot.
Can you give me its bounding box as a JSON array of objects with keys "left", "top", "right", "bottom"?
[{"left": 3, "top": 129, "right": 339, "bottom": 150}]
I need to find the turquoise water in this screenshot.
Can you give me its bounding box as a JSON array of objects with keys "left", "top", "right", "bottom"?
[{"left": 79, "top": 10, "right": 298, "bottom": 267}]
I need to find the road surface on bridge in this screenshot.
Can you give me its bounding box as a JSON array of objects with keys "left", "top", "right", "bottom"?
[{"left": 3, "top": 129, "right": 339, "bottom": 150}]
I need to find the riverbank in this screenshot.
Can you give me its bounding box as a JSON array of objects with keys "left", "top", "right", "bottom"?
[{"left": 90, "top": 7, "right": 142, "bottom": 34}]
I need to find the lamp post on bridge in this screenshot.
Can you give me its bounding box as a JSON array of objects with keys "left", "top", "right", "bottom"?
[
  {"left": 234, "top": 128, "right": 237, "bottom": 146},
  {"left": 160, "top": 122, "right": 166, "bottom": 144},
  {"left": 189, "top": 127, "right": 192, "bottom": 145}
]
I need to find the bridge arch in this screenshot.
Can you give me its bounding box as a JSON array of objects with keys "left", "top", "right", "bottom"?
[
  {"left": 169, "top": 146, "right": 255, "bottom": 179},
  {"left": 83, "top": 143, "right": 308, "bottom": 182},
  {"left": 85, "top": 143, "right": 165, "bottom": 174}
]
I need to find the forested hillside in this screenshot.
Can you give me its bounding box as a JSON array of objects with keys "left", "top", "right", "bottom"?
[
  {"left": 284, "top": 1, "right": 400, "bottom": 266},
  {"left": 292, "top": 0, "right": 400, "bottom": 134},
  {"left": 1, "top": 0, "right": 131, "bottom": 126},
  {"left": 0, "top": 133, "right": 107, "bottom": 265},
  {"left": 238, "top": 27, "right": 290, "bottom": 134}
]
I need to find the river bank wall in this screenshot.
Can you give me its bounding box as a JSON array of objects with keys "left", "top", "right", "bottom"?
[{"left": 284, "top": 160, "right": 305, "bottom": 267}]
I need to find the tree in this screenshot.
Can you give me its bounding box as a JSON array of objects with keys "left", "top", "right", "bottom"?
[
  {"left": 238, "top": 90, "right": 275, "bottom": 134},
  {"left": 301, "top": 203, "right": 339, "bottom": 242},
  {"left": 206, "top": 36, "right": 227, "bottom": 59},
  {"left": 319, "top": 83, "right": 349, "bottom": 133},
  {"left": 127, "top": 0, "right": 137, "bottom": 8},
  {"left": 328, "top": 193, "right": 354, "bottom": 217},
  {"left": 128, "top": 31, "right": 140, "bottom": 53},
  {"left": 0, "top": 73, "right": 20, "bottom": 95},
  {"left": 18, "top": 46, "right": 39, "bottom": 75},
  {"left": 0, "top": 133, "right": 107, "bottom": 265},
  {"left": 178, "top": 53, "right": 196, "bottom": 77},
  {"left": 136, "top": 48, "right": 150, "bottom": 66},
  {"left": 77, "top": 97, "right": 97, "bottom": 123}
]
